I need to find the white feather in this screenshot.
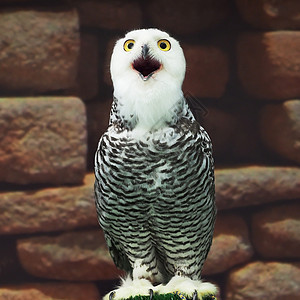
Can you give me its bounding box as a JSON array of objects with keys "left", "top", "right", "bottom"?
[
  {"left": 103, "top": 276, "right": 154, "bottom": 300},
  {"left": 157, "top": 276, "right": 218, "bottom": 299},
  {"left": 110, "top": 28, "right": 186, "bottom": 132}
]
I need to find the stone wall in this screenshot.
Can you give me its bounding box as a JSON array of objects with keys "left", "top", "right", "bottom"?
[{"left": 0, "top": 1, "right": 299, "bottom": 299}]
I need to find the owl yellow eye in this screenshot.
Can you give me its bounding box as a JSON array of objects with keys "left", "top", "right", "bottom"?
[
  {"left": 124, "top": 39, "right": 135, "bottom": 52},
  {"left": 157, "top": 39, "right": 171, "bottom": 51}
]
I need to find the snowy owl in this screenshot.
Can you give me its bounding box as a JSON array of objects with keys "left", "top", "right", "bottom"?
[{"left": 94, "top": 28, "right": 217, "bottom": 300}]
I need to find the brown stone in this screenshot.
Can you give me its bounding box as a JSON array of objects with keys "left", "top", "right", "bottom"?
[
  {"left": 86, "top": 99, "right": 112, "bottom": 169},
  {"left": 17, "top": 230, "right": 123, "bottom": 281},
  {"left": 0, "top": 174, "right": 98, "bottom": 235},
  {"left": 71, "top": 33, "right": 99, "bottom": 101},
  {"left": 252, "top": 202, "right": 300, "bottom": 259},
  {"left": 182, "top": 45, "right": 229, "bottom": 98},
  {"left": 236, "top": 0, "right": 300, "bottom": 30},
  {"left": 226, "top": 261, "right": 300, "bottom": 299},
  {"left": 215, "top": 166, "right": 300, "bottom": 210},
  {"left": 0, "top": 283, "right": 100, "bottom": 300},
  {"left": 202, "top": 213, "right": 253, "bottom": 275},
  {"left": 237, "top": 31, "right": 300, "bottom": 100},
  {"left": 146, "top": 0, "right": 230, "bottom": 35},
  {"left": 0, "top": 97, "right": 87, "bottom": 185},
  {"left": 0, "top": 7, "right": 79, "bottom": 93},
  {"left": 260, "top": 100, "right": 300, "bottom": 164},
  {"left": 75, "top": 0, "right": 142, "bottom": 30}
]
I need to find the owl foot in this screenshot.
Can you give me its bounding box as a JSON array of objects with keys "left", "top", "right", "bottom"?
[
  {"left": 103, "top": 276, "right": 154, "bottom": 300},
  {"left": 156, "top": 276, "right": 217, "bottom": 300}
]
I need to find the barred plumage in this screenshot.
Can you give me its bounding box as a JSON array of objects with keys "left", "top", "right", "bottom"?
[
  {"left": 94, "top": 28, "right": 217, "bottom": 299},
  {"left": 95, "top": 96, "right": 216, "bottom": 282}
]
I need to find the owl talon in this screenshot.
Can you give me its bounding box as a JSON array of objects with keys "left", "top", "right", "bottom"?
[
  {"left": 192, "top": 290, "right": 198, "bottom": 300},
  {"left": 109, "top": 291, "right": 115, "bottom": 300},
  {"left": 149, "top": 288, "right": 154, "bottom": 300}
]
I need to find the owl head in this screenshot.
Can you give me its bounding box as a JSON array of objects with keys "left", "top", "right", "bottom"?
[{"left": 110, "top": 29, "right": 186, "bottom": 130}]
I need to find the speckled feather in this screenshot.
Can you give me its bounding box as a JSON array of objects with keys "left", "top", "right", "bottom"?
[{"left": 94, "top": 95, "right": 216, "bottom": 282}]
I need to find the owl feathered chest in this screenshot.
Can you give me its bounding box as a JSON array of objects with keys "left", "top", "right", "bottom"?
[{"left": 96, "top": 98, "right": 212, "bottom": 195}]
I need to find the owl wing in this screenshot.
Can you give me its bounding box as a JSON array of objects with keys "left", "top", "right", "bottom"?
[
  {"left": 95, "top": 179, "right": 132, "bottom": 273},
  {"left": 149, "top": 117, "right": 216, "bottom": 279}
]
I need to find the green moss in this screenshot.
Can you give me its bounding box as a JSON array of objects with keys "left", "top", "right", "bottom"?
[
  {"left": 125, "top": 293, "right": 181, "bottom": 300},
  {"left": 122, "top": 293, "right": 216, "bottom": 300}
]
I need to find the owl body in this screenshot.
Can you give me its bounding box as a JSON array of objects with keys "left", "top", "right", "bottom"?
[{"left": 94, "top": 29, "right": 217, "bottom": 299}]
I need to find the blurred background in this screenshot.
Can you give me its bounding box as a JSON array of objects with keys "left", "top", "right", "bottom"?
[{"left": 0, "top": 0, "right": 299, "bottom": 299}]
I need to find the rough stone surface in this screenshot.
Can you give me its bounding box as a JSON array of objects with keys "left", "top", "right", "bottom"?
[
  {"left": 252, "top": 202, "right": 300, "bottom": 259},
  {"left": 237, "top": 31, "right": 300, "bottom": 100},
  {"left": 215, "top": 166, "right": 300, "bottom": 210},
  {"left": 226, "top": 261, "right": 300, "bottom": 300},
  {"left": 0, "top": 97, "right": 87, "bottom": 185},
  {"left": 86, "top": 99, "right": 112, "bottom": 169},
  {"left": 0, "top": 7, "right": 79, "bottom": 93},
  {"left": 0, "top": 174, "right": 97, "bottom": 235},
  {"left": 146, "top": 0, "right": 230, "bottom": 34},
  {"left": 71, "top": 33, "right": 99, "bottom": 101},
  {"left": 202, "top": 213, "right": 253, "bottom": 275},
  {"left": 183, "top": 45, "right": 229, "bottom": 98},
  {"left": 76, "top": 0, "right": 142, "bottom": 30},
  {"left": 17, "top": 230, "right": 123, "bottom": 281},
  {"left": 0, "top": 283, "right": 100, "bottom": 300},
  {"left": 260, "top": 100, "right": 300, "bottom": 164},
  {"left": 236, "top": 0, "right": 300, "bottom": 30}
]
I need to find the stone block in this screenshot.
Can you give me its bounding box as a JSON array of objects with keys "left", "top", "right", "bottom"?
[
  {"left": 0, "top": 97, "right": 87, "bottom": 185},
  {"left": 237, "top": 31, "right": 300, "bottom": 100},
  {"left": 236, "top": 0, "right": 300, "bottom": 30},
  {"left": 226, "top": 261, "right": 300, "bottom": 299},
  {"left": 0, "top": 174, "right": 97, "bottom": 235},
  {"left": 146, "top": 0, "right": 230, "bottom": 34},
  {"left": 260, "top": 99, "right": 300, "bottom": 164},
  {"left": 202, "top": 213, "right": 253, "bottom": 275},
  {"left": 17, "top": 230, "right": 123, "bottom": 281},
  {"left": 0, "top": 7, "right": 79, "bottom": 93},
  {"left": 215, "top": 166, "right": 300, "bottom": 210},
  {"left": 183, "top": 45, "right": 229, "bottom": 98},
  {"left": 0, "top": 283, "right": 100, "bottom": 300},
  {"left": 75, "top": 0, "right": 142, "bottom": 30},
  {"left": 252, "top": 202, "right": 300, "bottom": 259}
]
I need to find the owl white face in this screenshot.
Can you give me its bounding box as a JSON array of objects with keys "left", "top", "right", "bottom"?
[
  {"left": 111, "top": 28, "right": 186, "bottom": 91},
  {"left": 110, "top": 28, "right": 186, "bottom": 130}
]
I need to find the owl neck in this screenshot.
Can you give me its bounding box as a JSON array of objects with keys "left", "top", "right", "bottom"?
[{"left": 110, "top": 90, "right": 190, "bottom": 132}]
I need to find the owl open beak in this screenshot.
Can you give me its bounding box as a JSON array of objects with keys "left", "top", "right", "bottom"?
[{"left": 132, "top": 56, "right": 161, "bottom": 81}]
